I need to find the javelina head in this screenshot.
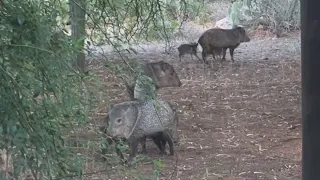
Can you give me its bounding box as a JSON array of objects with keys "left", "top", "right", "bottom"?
[
  {"left": 234, "top": 26, "right": 250, "bottom": 43},
  {"left": 107, "top": 102, "right": 139, "bottom": 139},
  {"left": 148, "top": 61, "right": 182, "bottom": 88},
  {"left": 189, "top": 42, "right": 198, "bottom": 52}
]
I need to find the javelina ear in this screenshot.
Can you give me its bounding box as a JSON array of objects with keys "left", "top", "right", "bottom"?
[{"left": 109, "top": 104, "right": 115, "bottom": 111}]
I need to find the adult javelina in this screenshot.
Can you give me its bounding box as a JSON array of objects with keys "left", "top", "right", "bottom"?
[
  {"left": 125, "top": 61, "right": 182, "bottom": 101},
  {"left": 107, "top": 100, "right": 178, "bottom": 164},
  {"left": 100, "top": 110, "right": 177, "bottom": 159},
  {"left": 177, "top": 43, "right": 201, "bottom": 61},
  {"left": 198, "top": 26, "right": 250, "bottom": 63}
]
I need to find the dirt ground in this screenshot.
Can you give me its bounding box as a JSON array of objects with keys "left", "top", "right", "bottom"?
[{"left": 81, "top": 28, "right": 302, "bottom": 180}]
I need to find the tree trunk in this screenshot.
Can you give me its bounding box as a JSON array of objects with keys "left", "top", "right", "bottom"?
[{"left": 70, "top": 0, "right": 86, "bottom": 71}]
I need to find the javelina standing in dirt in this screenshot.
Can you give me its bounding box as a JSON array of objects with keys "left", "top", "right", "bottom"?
[
  {"left": 107, "top": 100, "right": 178, "bottom": 164},
  {"left": 118, "top": 60, "right": 181, "bottom": 156},
  {"left": 100, "top": 107, "right": 178, "bottom": 159},
  {"left": 125, "top": 61, "right": 182, "bottom": 101},
  {"left": 177, "top": 43, "right": 201, "bottom": 61},
  {"left": 198, "top": 26, "right": 250, "bottom": 63},
  {"left": 128, "top": 61, "right": 180, "bottom": 154}
]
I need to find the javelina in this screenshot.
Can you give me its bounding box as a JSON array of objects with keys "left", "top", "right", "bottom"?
[
  {"left": 118, "top": 61, "right": 181, "bottom": 157},
  {"left": 107, "top": 100, "right": 178, "bottom": 164},
  {"left": 198, "top": 26, "right": 250, "bottom": 63},
  {"left": 177, "top": 43, "right": 201, "bottom": 61},
  {"left": 100, "top": 110, "right": 177, "bottom": 159},
  {"left": 125, "top": 61, "right": 182, "bottom": 101}
]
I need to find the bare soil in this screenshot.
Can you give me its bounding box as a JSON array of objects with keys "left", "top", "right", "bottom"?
[{"left": 81, "top": 29, "right": 302, "bottom": 180}]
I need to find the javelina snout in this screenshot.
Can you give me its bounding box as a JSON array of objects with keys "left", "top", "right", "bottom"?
[
  {"left": 243, "top": 34, "right": 250, "bottom": 42},
  {"left": 237, "top": 26, "right": 250, "bottom": 42},
  {"left": 149, "top": 61, "right": 182, "bottom": 88},
  {"left": 177, "top": 43, "right": 201, "bottom": 62}
]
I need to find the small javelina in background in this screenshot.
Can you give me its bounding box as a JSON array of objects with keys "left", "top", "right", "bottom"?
[
  {"left": 198, "top": 26, "right": 250, "bottom": 63},
  {"left": 177, "top": 42, "right": 201, "bottom": 61}
]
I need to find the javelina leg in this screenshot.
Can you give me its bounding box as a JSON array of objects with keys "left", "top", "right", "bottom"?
[
  {"left": 222, "top": 48, "right": 227, "bottom": 61},
  {"left": 162, "top": 133, "right": 174, "bottom": 155},
  {"left": 140, "top": 136, "right": 147, "bottom": 154},
  {"left": 114, "top": 139, "right": 125, "bottom": 160},
  {"left": 101, "top": 137, "right": 125, "bottom": 161},
  {"left": 151, "top": 135, "right": 166, "bottom": 155},
  {"left": 127, "top": 140, "right": 140, "bottom": 164},
  {"left": 110, "top": 138, "right": 125, "bottom": 162},
  {"left": 211, "top": 51, "right": 216, "bottom": 60},
  {"left": 195, "top": 53, "right": 202, "bottom": 61},
  {"left": 160, "top": 138, "right": 167, "bottom": 154},
  {"left": 179, "top": 54, "right": 182, "bottom": 61},
  {"left": 201, "top": 51, "right": 208, "bottom": 64},
  {"left": 191, "top": 54, "right": 194, "bottom": 61},
  {"left": 229, "top": 47, "right": 235, "bottom": 62},
  {"left": 115, "top": 144, "right": 125, "bottom": 161}
]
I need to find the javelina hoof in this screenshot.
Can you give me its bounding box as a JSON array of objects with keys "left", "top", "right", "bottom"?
[
  {"left": 124, "top": 159, "right": 138, "bottom": 167},
  {"left": 169, "top": 148, "right": 174, "bottom": 156},
  {"left": 159, "top": 151, "right": 167, "bottom": 156}
]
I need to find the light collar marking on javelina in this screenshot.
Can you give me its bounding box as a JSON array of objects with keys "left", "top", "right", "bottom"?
[{"left": 125, "top": 103, "right": 141, "bottom": 139}]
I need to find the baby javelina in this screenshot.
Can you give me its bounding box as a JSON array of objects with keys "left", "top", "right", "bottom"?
[
  {"left": 177, "top": 42, "right": 201, "bottom": 61},
  {"left": 107, "top": 100, "right": 178, "bottom": 165}
]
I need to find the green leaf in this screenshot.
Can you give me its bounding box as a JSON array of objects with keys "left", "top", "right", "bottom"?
[{"left": 152, "top": 159, "right": 165, "bottom": 168}]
